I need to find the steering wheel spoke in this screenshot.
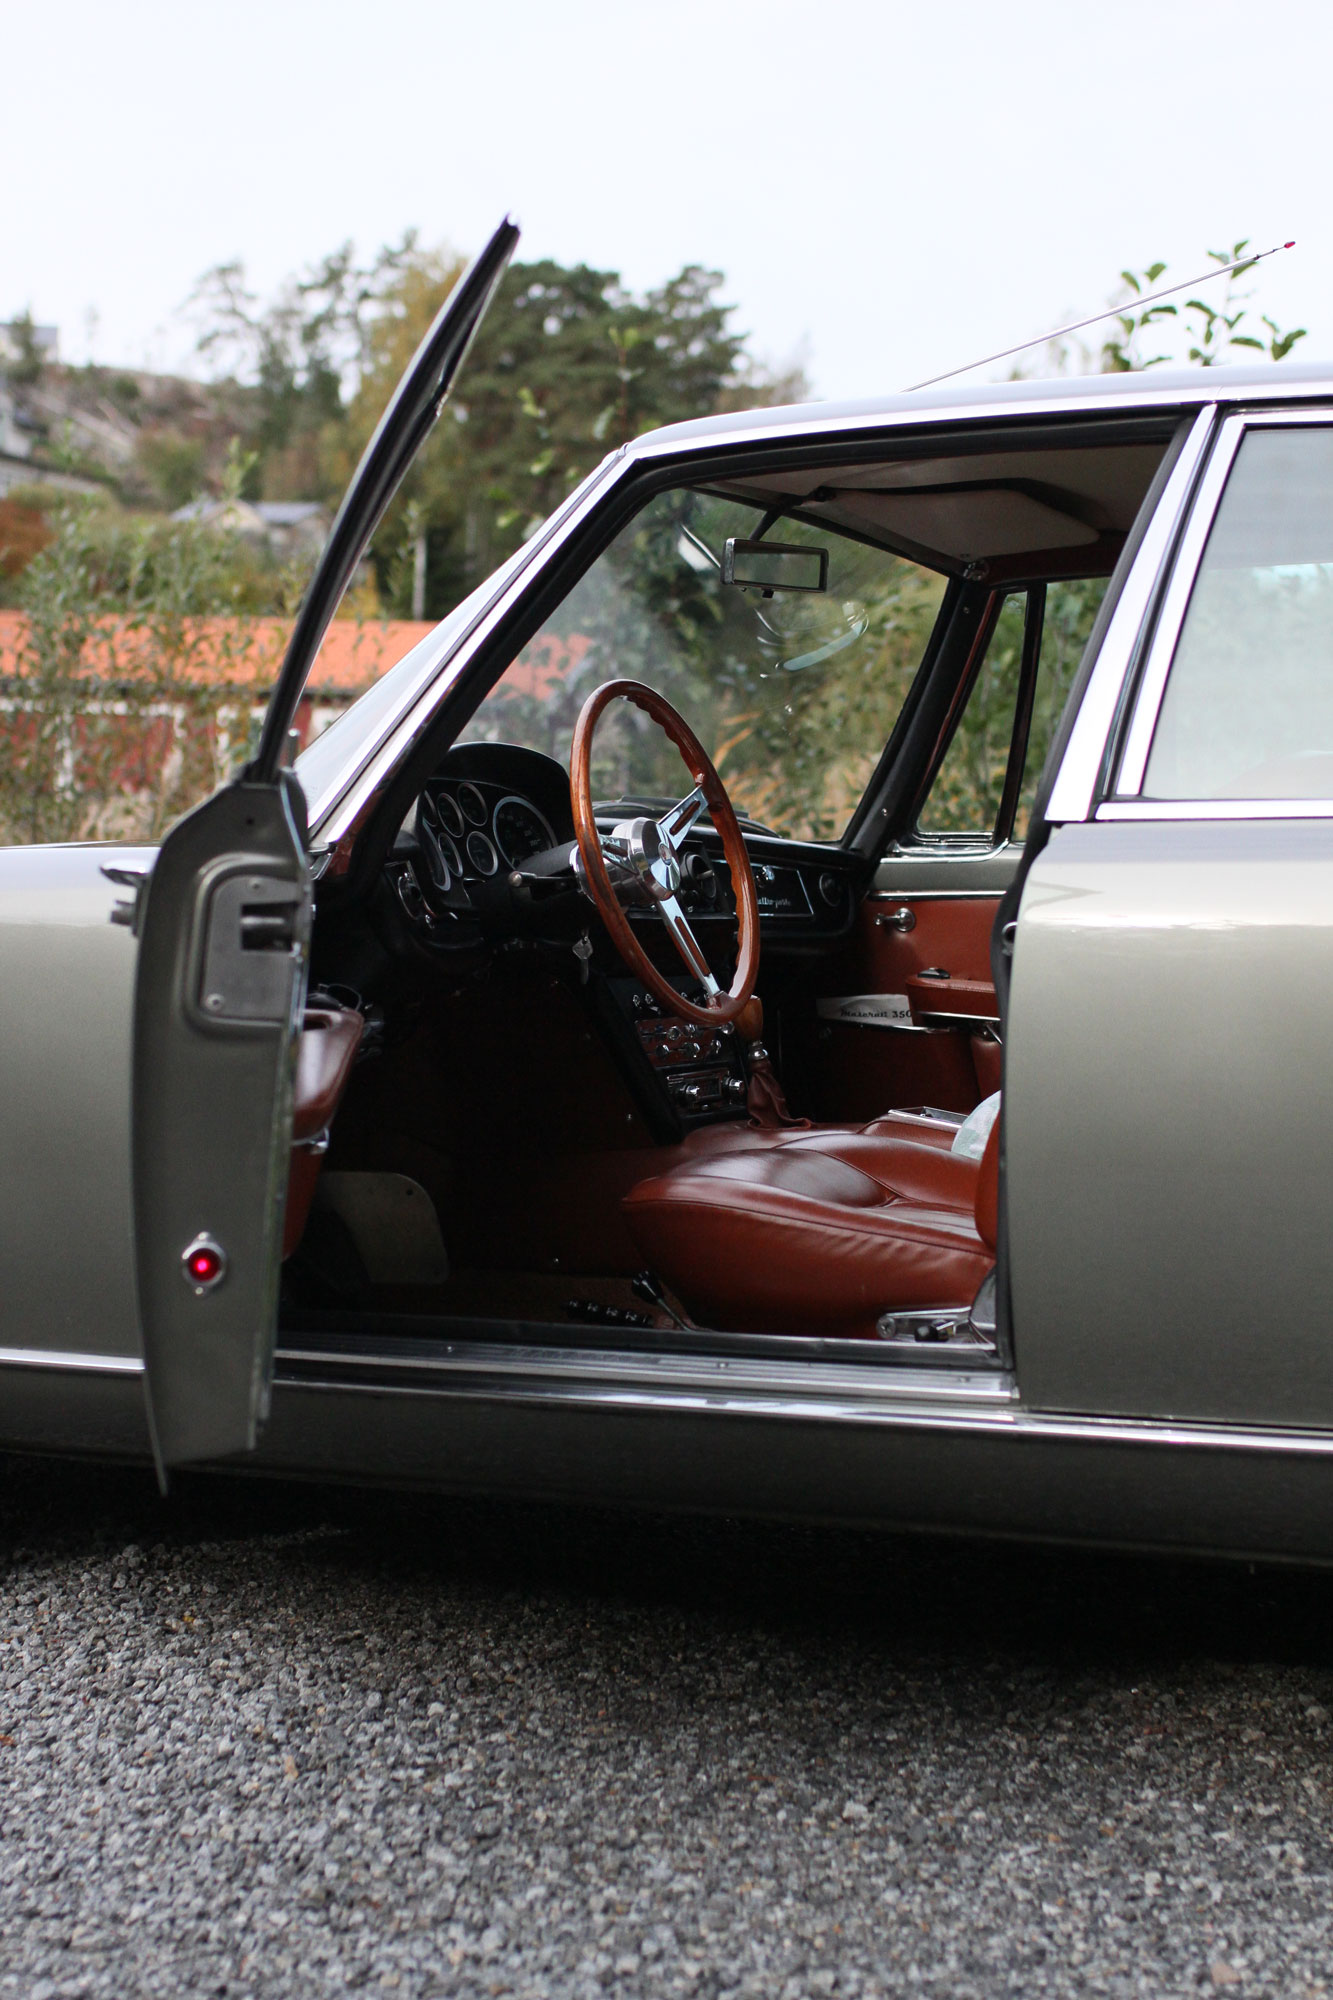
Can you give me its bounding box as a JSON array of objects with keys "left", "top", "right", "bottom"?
[
  {"left": 570, "top": 680, "right": 759, "bottom": 1027},
  {"left": 657, "top": 891, "right": 720, "bottom": 995},
  {"left": 657, "top": 784, "right": 708, "bottom": 855}
]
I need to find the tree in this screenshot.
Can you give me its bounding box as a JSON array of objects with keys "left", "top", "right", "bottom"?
[{"left": 193, "top": 241, "right": 806, "bottom": 619}]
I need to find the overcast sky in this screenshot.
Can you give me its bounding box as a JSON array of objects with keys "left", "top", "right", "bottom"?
[{"left": 5, "top": 0, "right": 1327, "bottom": 403}]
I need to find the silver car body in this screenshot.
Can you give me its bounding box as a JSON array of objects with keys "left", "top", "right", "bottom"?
[{"left": 9, "top": 360, "right": 1333, "bottom": 1559}]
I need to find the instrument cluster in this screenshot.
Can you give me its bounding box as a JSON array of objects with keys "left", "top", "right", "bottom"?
[
  {"left": 415, "top": 778, "right": 557, "bottom": 896},
  {"left": 388, "top": 754, "right": 571, "bottom": 941}
]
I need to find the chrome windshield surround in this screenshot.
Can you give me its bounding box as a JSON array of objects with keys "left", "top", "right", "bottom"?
[
  {"left": 1114, "top": 406, "right": 1333, "bottom": 801},
  {"left": 1044, "top": 405, "right": 1216, "bottom": 824}
]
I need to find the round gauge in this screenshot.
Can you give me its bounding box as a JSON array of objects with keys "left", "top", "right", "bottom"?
[
  {"left": 458, "top": 781, "right": 489, "bottom": 827},
  {"left": 465, "top": 830, "right": 499, "bottom": 877},
  {"left": 418, "top": 790, "right": 439, "bottom": 830},
  {"left": 436, "top": 789, "right": 466, "bottom": 838},
  {"left": 421, "top": 823, "right": 461, "bottom": 894},
  {"left": 493, "top": 794, "right": 557, "bottom": 868}
]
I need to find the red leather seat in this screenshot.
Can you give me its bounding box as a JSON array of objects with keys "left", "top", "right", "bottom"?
[{"left": 623, "top": 1119, "right": 998, "bottom": 1339}]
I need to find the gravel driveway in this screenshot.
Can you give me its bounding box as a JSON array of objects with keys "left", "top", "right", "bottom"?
[{"left": 2, "top": 1455, "right": 1333, "bottom": 1999}]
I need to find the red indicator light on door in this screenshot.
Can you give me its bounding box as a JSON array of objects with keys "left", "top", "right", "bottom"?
[{"left": 181, "top": 1233, "right": 228, "bottom": 1293}]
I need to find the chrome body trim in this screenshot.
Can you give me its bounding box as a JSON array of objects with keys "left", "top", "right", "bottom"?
[
  {"left": 628, "top": 360, "right": 1333, "bottom": 457},
  {"left": 275, "top": 1335, "right": 1016, "bottom": 1406},
  {"left": 7, "top": 1332, "right": 1333, "bottom": 1459},
  {"left": 1098, "top": 798, "right": 1333, "bottom": 822},
  {"left": 1044, "top": 406, "right": 1216, "bottom": 823},
  {"left": 266, "top": 1339, "right": 1333, "bottom": 1460},
  {"left": 1116, "top": 408, "right": 1333, "bottom": 796},
  {"left": 0, "top": 1344, "right": 143, "bottom": 1375}
]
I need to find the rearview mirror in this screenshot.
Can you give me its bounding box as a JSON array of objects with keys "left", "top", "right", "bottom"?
[{"left": 722, "top": 538, "right": 829, "bottom": 594}]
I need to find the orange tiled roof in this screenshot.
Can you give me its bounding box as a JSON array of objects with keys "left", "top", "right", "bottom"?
[{"left": 0, "top": 611, "right": 437, "bottom": 695}]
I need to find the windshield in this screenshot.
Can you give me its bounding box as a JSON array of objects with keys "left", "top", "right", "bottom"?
[{"left": 460, "top": 488, "right": 947, "bottom": 841}]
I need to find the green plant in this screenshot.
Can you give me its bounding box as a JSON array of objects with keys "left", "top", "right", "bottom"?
[{"left": 1102, "top": 241, "right": 1307, "bottom": 372}]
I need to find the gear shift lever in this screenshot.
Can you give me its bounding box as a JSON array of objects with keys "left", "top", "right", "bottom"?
[{"left": 736, "top": 997, "right": 807, "bottom": 1129}]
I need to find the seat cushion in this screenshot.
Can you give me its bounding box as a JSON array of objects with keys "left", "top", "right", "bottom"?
[{"left": 623, "top": 1134, "right": 994, "bottom": 1339}]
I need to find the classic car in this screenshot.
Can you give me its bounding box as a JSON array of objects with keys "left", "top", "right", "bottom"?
[{"left": 7, "top": 219, "right": 1333, "bottom": 1561}]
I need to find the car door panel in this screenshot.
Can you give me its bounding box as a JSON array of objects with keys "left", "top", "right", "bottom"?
[
  {"left": 133, "top": 778, "right": 310, "bottom": 1468},
  {"left": 1007, "top": 818, "right": 1333, "bottom": 1427},
  {"left": 129, "top": 222, "right": 520, "bottom": 1472},
  {"left": 804, "top": 891, "right": 1004, "bottom": 1119},
  {"left": 0, "top": 845, "right": 149, "bottom": 1369}
]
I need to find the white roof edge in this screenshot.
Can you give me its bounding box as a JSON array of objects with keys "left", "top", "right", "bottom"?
[{"left": 629, "top": 359, "right": 1333, "bottom": 460}]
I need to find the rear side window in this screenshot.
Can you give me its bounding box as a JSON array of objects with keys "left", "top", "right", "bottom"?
[
  {"left": 1144, "top": 427, "right": 1333, "bottom": 799},
  {"left": 917, "top": 576, "right": 1107, "bottom": 843}
]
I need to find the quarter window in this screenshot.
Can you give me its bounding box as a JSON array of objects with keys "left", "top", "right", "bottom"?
[{"left": 1143, "top": 427, "right": 1333, "bottom": 800}]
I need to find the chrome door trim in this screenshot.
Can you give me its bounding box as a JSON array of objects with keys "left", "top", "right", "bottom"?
[
  {"left": 1044, "top": 406, "right": 1216, "bottom": 824},
  {"left": 1098, "top": 798, "right": 1333, "bottom": 823},
  {"left": 1116, "top": 407, "right": 1333, "bottom": 797},
  {"left": 268, "top": 1347, "right": 1333, "bottom": 1459},
  {"left": 868, "top": 888, "right": 1007, "bottom": 901},
  {"left": 1115, "top": 415, "right": 1245, "bottom": 792},
  {"left": 0, "top": 1344, "right": 143, "bottom": 1375},
  {"left": 8, "top": 1339, "right": 1333, "bottom": 1467},
  {"left": 276, "top": 1335, "right": 1015, "bottom": 1407}
]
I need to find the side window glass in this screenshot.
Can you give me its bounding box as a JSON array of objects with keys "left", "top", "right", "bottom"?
[
  {"left": 1144, "top": 427, "right": 1333, "bottom": 799},
  {"left": 917, "top": 593, "right": 1027, "bottom": 836},
  {"left": 1013, "top": 577, "right": 1108, "bottom": 839},
  {"left": 917, "top": 578, "right": 1107, "bottom": 843}
]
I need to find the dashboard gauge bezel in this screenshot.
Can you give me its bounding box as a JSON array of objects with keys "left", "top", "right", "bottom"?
[
  {"left": 465, "top": 830, "right": 500, "bottom": 877},
  {"left": 435, "top": 788, "right": 466, "bottom": 837},
  {"left": 458, "top": 781, "right": 489, "bottom": 828},
  {"left": 492, "top": 792, "right": 558, "bottom": 869}
]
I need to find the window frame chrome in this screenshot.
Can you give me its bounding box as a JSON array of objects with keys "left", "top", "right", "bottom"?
[
  {"left": 1099, "top": 405, "right": 1333, "bottom": 823},
  {"left": 313, "top": 385, "right": 1231, "bottom": 851},
  {"left": 1044, "top": 405, "right": 1216, "bottom": 824}
]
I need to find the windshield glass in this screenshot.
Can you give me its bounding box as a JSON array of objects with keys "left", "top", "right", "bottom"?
[{"left": 460, "top": 488, "right": 947, "bottom": 841}]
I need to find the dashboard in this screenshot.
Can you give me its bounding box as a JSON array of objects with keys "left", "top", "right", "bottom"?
[{"left": 385, "top": 742, "right": 860, "bottom": 951}]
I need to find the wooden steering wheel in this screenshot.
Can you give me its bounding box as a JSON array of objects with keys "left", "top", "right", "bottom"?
[{"left": 570, "top": 679, "right": 760, "bottom": 1027}]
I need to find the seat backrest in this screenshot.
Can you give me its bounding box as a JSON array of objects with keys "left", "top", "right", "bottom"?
[{"left": 974, "top": 1115, "right": 1000, "bottom": 1253}]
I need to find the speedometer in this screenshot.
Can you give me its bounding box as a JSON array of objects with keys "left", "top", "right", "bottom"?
[{"left": 493, "top": 795, "right": 557, "bottom": 868}]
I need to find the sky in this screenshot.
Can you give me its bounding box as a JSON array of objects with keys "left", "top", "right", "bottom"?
[{"left": 4, "top": 0, "right": 1328, "bottom": 404}]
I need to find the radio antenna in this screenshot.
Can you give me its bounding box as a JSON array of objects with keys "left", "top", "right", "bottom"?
[{"left": 905, "top": 240, "right": 1296, "bottom": 393}]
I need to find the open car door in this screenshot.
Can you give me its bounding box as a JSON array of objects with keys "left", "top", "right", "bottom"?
[{"left": 130, "top": 219, "right": 519, "bottom": 1473}]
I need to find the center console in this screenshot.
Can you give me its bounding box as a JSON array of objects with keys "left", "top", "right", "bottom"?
[{"left": 607, "top": 977, "right": 750, "bottom": 1127}]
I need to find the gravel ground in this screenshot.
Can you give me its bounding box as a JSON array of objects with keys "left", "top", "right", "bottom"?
[{"left": 2, "top": 1458, "right": 1333, "bottom": 1998}]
